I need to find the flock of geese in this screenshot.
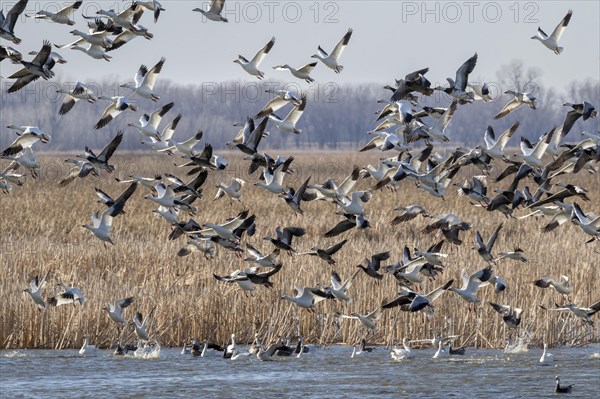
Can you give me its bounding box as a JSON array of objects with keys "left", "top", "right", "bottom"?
[{"left": 2, "top": 1, "right": 599, "bottom": 394}]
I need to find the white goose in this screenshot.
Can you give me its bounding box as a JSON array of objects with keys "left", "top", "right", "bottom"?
[
  {"left": 193, "top": 0, "right": 228, "bottom": 22},
  {"left": 531, "top": 9, "right": 572, "bottom": 54},
  {"left": 273, "top": 62, "right": 317, "bottom": 83},
  {"left": 329, "top": 270, "right": 360, "bottom": 302},
  {"left": 255, "top": 89, "right": 301, "bottom": 118},
  {"left": 539, "top": 342, "right": 553, "bottom": 364},
  {"left": 57, "top": 82, "right": 97, "bottom": 115},
  {"left": 94, "top": 96, "right": 138, "bottom": 130},
  {"left": 494, "top": 91, "right": 538, "bottom": 119},
  {"left": 47, "top": 283, "right": 85, "bottom": 306},
  {"left": 413, "top": 100, "right": 458, "bottom": 142},
  {"left": 121, "top": 57, "right": 166, "bottom": 101},
  {"left": 79, "top": 335, "right": 97, "bottom": 355},
  {"left": 390, "top": 338, "right": 414, "bottom": 360},
  {"left": 448, "top": 266, "right": 493, "bottom": 303},
  {"left": 513, "top": 128, "right": 555, "bottom": 168},
  {"left": 340, "top": 307, "right": 383, "bottom": 332},
  {"left": 335, "top": 191, "right": 371, "bottom": 216},
  {"left": 432, "top": 341, "right": 448, "bottom": 359},
  {"left": 255, "top": 161, "right": 289, "bottom": 194},
  {"left": 2, "top": 126, "right": 51, "bottom": 156},
  {"left": 234, "top": 37, "right": 275, "bottom": 79},
  {"left": 142, "top": 114, "right": 182, "bottom": 152},
  {"left": 281, "top": 286, "right": 328, "bottom": 311},
  {"left": 435, "top": 53, "right": 478, "bottom": 101},
  {"left": 482, "top": 122, "right": 520, "bottom": 159},
  {"left": 23, "top": 271, "right": 50, "bottom": 311},
  {"left": 26, "top": 1, "right": 82, "bottom": 25},
  {"left": 214, "top": 178, "right": 245, "bottom": 202},
  {"left": 311, "top": 28, "right": 353, "bottom": 73},
  {"left": 128, "top": 102, "right": 175, "bottom": 140},
  {"left": 83, "top": 209, "right": 114, "bottom": 245},
  {"left": 70, "top": 43, "right": 111, "bottom": 61},
  {"left": 103, "top": 297, "right": 134, "bottom": 326},
  {"left": 161, "top": 131, "right": 204, "bottom": 156},
  {"left": 133, "top": 308, "right": 155, "bottom": 342},
  {"left": 268, "top": 94, "right": 307, "bottom": 134}
]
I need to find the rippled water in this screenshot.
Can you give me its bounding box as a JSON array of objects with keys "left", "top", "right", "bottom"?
[{"left": 2, "top": 345, "right": 599, "bottom": 398}]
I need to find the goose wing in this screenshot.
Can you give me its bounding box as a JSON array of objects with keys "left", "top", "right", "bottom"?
[
  {"left": 330, "top": 28, "right": 353, "bottom": 61},
  {"left": 549, "top": 9, "right": 572, "bottom": 41},
  {"left": 98, "top": 131, "right": 123, "bottom": 162},
  {"left": 454, "top": 52, "right": 477, "bottom": 92},
  {"left": 141, "top": 57, "right": 165, "bottom": 90},
  {"left": 250, "top": 37, "right": 275, "bottom": 66}
]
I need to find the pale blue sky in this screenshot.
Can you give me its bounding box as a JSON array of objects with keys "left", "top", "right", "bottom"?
[{"left": 1, "top": 1, "right": 599, "bottom": 90}]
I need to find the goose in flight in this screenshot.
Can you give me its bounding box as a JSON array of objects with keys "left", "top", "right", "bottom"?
[
  {"left": 234, "top": 37, "right": 275, "bottom": 79},
  {"left": 264, "top": 226, "right": 305, "bottom": 253},
  {"left": 128, "top": 102, "right": 175, "bottom": 140},
  {"left": 386, "top": 67, "right": 433, "bottom": 102},
  {"left": 0, "top": 45, "right": 22, "bottom": 63},
  {"left": 307, "top": 165, "right": 360, "bottom": 203},
  {"left": 142, "top": 114, "right": 182, "bottom": 152},
  {"left": 324, "top": 270, "right": 360, "bottom": 302},
  {"left": 281, "top": 286, "right": 328, "bottom": 311},
  {"left": 47, "top": 283, "right": 85, "bottom": 306},
  {"left": 83, "top": 209, "right": 114, "bottom": 245},
  {"left": 224, "top": 263, "right": 283, "bottom": 289},
  {"left": 495, "top": 248, "right": 528, "bottom": 263},
  {"left": 213, "top": 267, "right": 260, "bottom": 295},
  {"left": 57, "top": 82, "right": 97, "bottom": 115},
  {"left": 103, "top": 297, "right": 134, "bottom": 325},
  {"left": 311, "top": 28, "right": 353, "bottom": 73},
  {"left": 273, "top": 62, "right": 317, "bottom": 83},
  {"left": 494, "top": 91, "right": 538, "bottom": 119},
  {"left": 161, "top": 131, "right": 204, "bottom": 157},
  {"left": 541, "top": 300, "right": 600, "bottom": 326},
  {"left": 95, "top": 182, "right": 138, "bottom": 217},
  {"left": 26, "top": 1, "right": 82, "bottom": 25},
  {"left": 7, "top": 40, "right": 55, "bottom": 83},
  {"left": 2, "top": 148, "right": 40, "bottom": 178},
  {"left": 230, "top": 117, "right": 265, "bottom": 154},
  {"left": 513, "top": 128, "right": 556, "bottom": 168},
  {"left": 268, "top": 94, "right": 307, "bottom": 134},
  {"left": 531, "top": 10, "right": 572, "bottom": 54},
  {"left": 357, "top": 251, "right": 390, "bottom": 280},
  {"left": 533, "top": 275, "right": 572, "bottom": 296},
  {"left": 214, "top": 177, "right": 245, "bottom": 202},
  {"left": 561, "top": 101, "right": 597, "bottom": 136},
  {"left": 570, "top": 202, "right": 600, "bottom": 242},
  {"left": 244, "top": 244, "right": 279, "bottom": 268},
  {"left": 488, "top": 303, "right": 522, "bottom": 328},
  {"left": 255, "top": 160, "right": 290, "bottom": 194},
  {"left": 193, "top": 0, "right": 227, "bottom": 22},
  {"left": 121, "top": 57, "right": 166, "bottom": 101},
  {"left": 335, "top": 191, "right": 371, "bottom": 216},
  {"left": 24, "top": 271, "right": 51, "bottom": 311},
  {"left": 434, "top": 53, "right": 478, "bottom": 101},
  {"left": 70, "top": 43, "right": 112, "bottom": 62},
  {"left": 449, "top": 266, "right": 493, "bottom": 303},
  {"left": 59, "top": 159, "right": 99, "bottom": 186},
  {"left": 1, "top": 126, "right": 51, "bottom": 157},
  {"left": 297, "top": 239, "right": 348, "bottom": 265},
  {"left": 323, "top": 213, "right": 370, "bottom": 238},
  {"left": 0, "top": 0, "right": 28, "bottom": 44},
  {"left": 255, "top": 90, "right": 301, "bottom": 118},
  {"left": 412, "top": 100, "right": 459, "bottom": 142},
  {"left": 339, "top": 306, "right": 383, "bottom": 332},
  {"left": 134, "top": 0, "right": 165, "bottom": 23},
  {"left": 78, "top": 131, "right": 123, "bottom": 172},
  {"left": 482, "top": 122, "right": 520, "bottom": 159},
  {"left": 94, "top": 96, "right": 137, "bottom": 129},
  {"left": 383, "top": 280, "right": 453, "bottom": 317},
  {"left": 473, "top": 222, "right": 503, "bottom": 264},
  {"left": 133, "top": 307, "right": 156, "bottom": 342}
]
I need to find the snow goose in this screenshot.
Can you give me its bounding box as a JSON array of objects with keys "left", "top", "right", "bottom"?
[
  {"left": 280, "top": 176, "right": 310, "bottom": 215},
  {"left": 2, "top": 148, "right": 40, "bottom": 178},
  {"left": 360, "top": 131, "right": 408, "bottom": 153},
  {"left": 121, "top": 57, "right": 166, "bottom": 101},
  {"left": 455, "top": 175, "right": 489, "bottom": 205},
  {"left": 193, "top": 0, "right": 227, "bottom": 22},
  {"left": 412, "top": 100, "right": 458, "bottom": 142},
  {"left": 214, "top": 177, "right": 245, "bottom": 202},
  {"left": 83, "top": 209, "right": 114, "bottom": 245},
  {"left": 255, "top": 160, "right": 290, "bottom": 194},
  {"left": 134, "top": 0, "right": 164, "bottom": 23},
  {"left": 297, "top": 239, "right": 348, "bottom": 265},
  {"left": 226, "top": 263, "right": 283, "bottom": 289},
  {"left": 70, "top": 43, "right": 111, "bottom": 61},
  {"left": 323, "top": 270, "right": 360, "bottom": 302},
  {"left": 422, "top": 213, "right": 470, "bottom": 235},
  {"left": 561, "top": 102, "right": 597, "bottom": 136},
  {"left": 232, "top": 118, "right": 268, "bottom": 155},
  {"left": 323, "top": 213, "right": 371, "bottom": 238},
  {"left": 95, "top": 182, "right": 138, "bottom": 217},
  {"left": 541, "top": 300, "right": 600, "bottom": 326},
  {"left": 449, "top": 266, "right": 493, "bottom": 303},
  {"left": 335, "top": 191, "right": 371, "bottom": 216},
  {"left": 234, "top": 37, "right": 275, "bottom": 79},
  {"left": 116, "top": 174, "right": 162, "bottom": 191},
  {"left": 1, "top": 126, "right": 51, "bottom": 157},
  {"left": 79, "top": 335, "right": 96, "bottom": 355},
  {"left": 390, "top": 338, "right": 414, "bottom": 360},
  {"left": 23, "top": 271, "right": 50, "bottom": 311},
  {"left": 177, "top": 237, "right": 216, "bottom": 258},
  {"left": 26, "top": 1, "right": 82, "bottom": 25},
  {"left": 494, "top": 90, "right": 538, "bottom": 119},
  {"left": 0, "top": 0, "right": 28, "bottom": 44},
  {"left": 78, "top": 131, "right": 123, "bottom": 172},
  {"left": 255, "top": 89, "right": 301, "bottom": 118},
  {"left": 94, "top": 96, "right": 137, "bottom": 129},
  {"left": 10, "top": 40, "right": 54, "bottom": 80},
  {"left": 434, "top": 53, "right": 478, "bottom": 101},
  {"left": 281, "top": 286, "right": 328, "bottom": 311},
  {"left": 311, "top": 28, "right": 352, "bottom": 73},
  {"left": 59, "top": 159, "right": 99, "bottom": 186},
  {"left": 356, "top": 251, "right": 390, "bottom": 280},
  {"left": 128, "top": 102, "right": 175, "bottom": 140},
  {"left": 268, "top": 94, "right": 307, "bottom": 133},
  {"left": 307, "top": 166, "right": 360, "bottom": 202},
  {"left": 570, "top": 202, "right": 600, "bottom": 242},
  {"left": 539, "top": 342, "right": 553, "bottom": 364},
  {"left": 93, "top": 5, "right": 141, "bottom": 30},
  {"left": 482, "top": 122, "right": 520, "bottom": 159},
  {"left": 256, "top": 341, "right": 282, "bottom": 361},
  {"left": 473, "top": 222, "right": 503, "bottom": 264},
  {"left": 47, "top": 283, "right": 85, "bottom": 306},
  {"left": 531, "top": 10, "right": 572, "bottom": 54},
  {"left": 495, "top": 248, "right": 528, "bottom": 263},
  {"left": 514, "top": 128, "right": 556, "bottom": 168},
  {"left": 161, "top": 131, "right": 205, "bottom": 157},
  {"left": 526, "top": 184, "right": 589, "bottom": 209},
  {"left": 57, "top": 82, "right": 97, "bottom": 115},
  {"left": 244, "top": 244, "right": 279, "bottom": 268},
  {"left": 213, "top": 267, "right": 259, "bottom": 295},
  {"left": 382, "top": 280, "right": 453, "bottom": 317},
  {"left": 61, "top": 29, "right": 113, "bottom": 49},
  {"left": 106, "top": 24, "right": 154, "bottom": 52},
  {"left": 467, "top": 82, "right": 492, "bottom": 102},
  {"left": 386, "top": 67, "right": 433, "bottom": 102},
  {"left": 264, "top": 226, "right": 305, "bottom": 253},
  {"left": 554, "top": 376, "right": 574, "bottom": 393},
  {"left": 103, "top": 297, "right": 134, "bottom": 325},
  {"left": 133, "top": 308, "right": 155, "bottom": 342},
  {"left": 0, "top": 45, "right": 22, "bottom": 63},
  {"left": 432, "top": 341, "right": 448, "bottom": 359},
  {"left": 533, "top": 275, "right": 572, "bottom": 296},
  {"left": 198, "top": 210, "right": 253, "bottom": 242},
  {"left": 231, "top": 349, "right": 252, "bottom": 361},
  {"left": 142, "top": 114, "right": 181, "bottom": 152},
  {"left": 351, "top": 339, "right": 374, "bottom": 357},
  {"left": 339, "top": 307, "right": 383, "bottom": 332},
  {"left": 413, "top": 241, "right": 447, "bottom": 267},
  {"left": 6, "top": 52, "right": 56, "bottom": 94},
  {"left": 273, "top": 62, "right": 317, "bottom": 83},
  {"left": 488, "top": 303, "right": 522, "bottom": 328}
]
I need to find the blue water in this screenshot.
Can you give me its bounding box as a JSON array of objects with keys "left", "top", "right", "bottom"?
[{"left": 2, "top": 345, "right": 599, "bottom": 398}]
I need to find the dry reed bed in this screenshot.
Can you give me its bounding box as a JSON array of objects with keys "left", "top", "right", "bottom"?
[{"left": 1, "top": 152, "right": 598, "bottom": 350}]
